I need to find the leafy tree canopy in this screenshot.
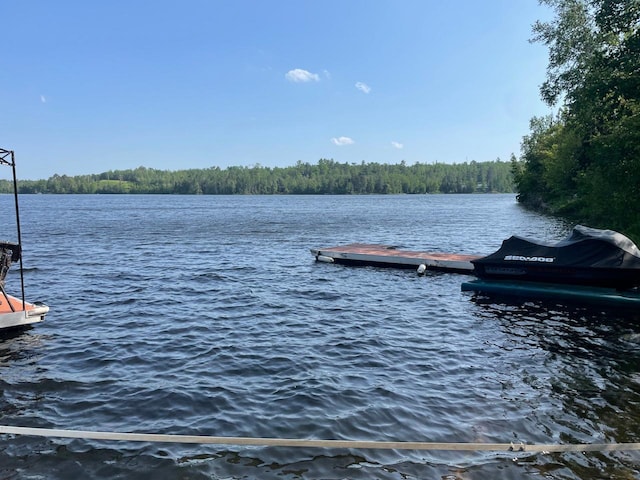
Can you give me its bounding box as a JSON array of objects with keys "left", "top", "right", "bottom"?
[{"left": 517, "top": 0, "right": 640, "bottom": 241}]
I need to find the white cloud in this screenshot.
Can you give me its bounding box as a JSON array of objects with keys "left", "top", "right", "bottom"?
[
  {"left": 391, "top": 141, "right": 404, "bottom": 149},
  {"left": 40, "top": 95, "right": 47, "bottom": 103},
  {"left": 331, "top": 136, "right": 354, "bottom": 146},
  {"left": 285, "top": 69, "right": 320, "bottom": 82},
  {"left": 355, "top": 82, "right": 371, "bottom": 94}
]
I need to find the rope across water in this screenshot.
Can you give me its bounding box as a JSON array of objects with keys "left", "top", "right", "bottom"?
[{"left": 2, "top": 425, "right": 639, "bottom": 453}]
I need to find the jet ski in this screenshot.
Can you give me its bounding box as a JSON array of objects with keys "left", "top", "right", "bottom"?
[{"left": 472, "top": 225, "right": 640, "bottom": 290}]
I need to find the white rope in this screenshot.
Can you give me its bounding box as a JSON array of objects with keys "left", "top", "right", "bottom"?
[{"left": 2, "top": 425, "right": 640, "bottom": 453}]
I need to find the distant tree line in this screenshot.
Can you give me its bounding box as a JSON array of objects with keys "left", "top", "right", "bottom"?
[
  {"left": 1, "top": 159, "right": 518, "bottom": 195},
  {"left": 515, "top": 0, "right": 640, "bottom": 241}
]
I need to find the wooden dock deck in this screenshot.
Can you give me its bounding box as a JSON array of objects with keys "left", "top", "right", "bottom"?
[{"left": 310, "top": 243, "right": 480, "bottom": 274}]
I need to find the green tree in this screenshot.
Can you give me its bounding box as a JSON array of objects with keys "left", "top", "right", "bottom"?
[{"left": 517, "top": 0, "right": 640, "bottom": 240}]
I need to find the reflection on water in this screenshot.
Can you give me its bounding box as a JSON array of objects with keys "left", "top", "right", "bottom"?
[{"left": 469, "top": 294, "right": 640, "bottom": 478}]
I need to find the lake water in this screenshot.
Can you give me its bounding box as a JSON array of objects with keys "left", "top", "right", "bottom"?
[{"left": 1, "top": 194, "right": 640, "bottom": 479}]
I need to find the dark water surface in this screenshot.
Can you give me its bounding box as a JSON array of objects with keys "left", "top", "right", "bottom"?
[{"left": 1, "top": 194, "right": 640, "bottom": 479}]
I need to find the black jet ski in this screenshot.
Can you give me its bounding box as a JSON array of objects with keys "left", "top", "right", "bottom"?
[{"left": 472, "top": 225, "right": 640, "bottom": 290}]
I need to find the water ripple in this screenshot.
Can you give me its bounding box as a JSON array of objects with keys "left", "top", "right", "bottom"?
[{"left": 2, "top": 194, "right": 640, "bottom": 478}]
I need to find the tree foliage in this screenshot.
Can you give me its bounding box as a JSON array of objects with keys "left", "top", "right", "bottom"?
[
  {"left": 517, "top": 0, "right": 640, "bottom": 240},
  {"left": 0, "top": 159, "right": 517, "bottom": 195}
]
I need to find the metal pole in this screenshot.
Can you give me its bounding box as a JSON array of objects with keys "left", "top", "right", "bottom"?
[{"left": 11, "top": 152, "right": 27, "bottom": 310}]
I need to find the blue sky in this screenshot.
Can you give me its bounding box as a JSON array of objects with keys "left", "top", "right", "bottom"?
[{"left": 2, "top": 1, "right": 553, "bottom": 180}]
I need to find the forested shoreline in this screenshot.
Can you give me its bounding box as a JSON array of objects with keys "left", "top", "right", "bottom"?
[
  {"left": 0, "top": 159, "right": 517, "bottom": 195},
  {"left": 515, "top": 0, "right": 640, "bottom": 241}
]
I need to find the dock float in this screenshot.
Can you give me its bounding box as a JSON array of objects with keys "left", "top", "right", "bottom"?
[
  {"left": 310, "top": 243, "right": 480, "bottom": 274},
  {"left": 462, "top": 279, "right": 640, "bottom": 308}
]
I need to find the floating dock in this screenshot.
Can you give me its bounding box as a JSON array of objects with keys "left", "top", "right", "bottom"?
[
  {"left": 311, "top": 243, "right": 640, "bottom": 309},
  {"left": 310, "top": 243, "right": 480, "bottom": 274},
  {"left": 462, "top": 279, "right": 640, "bottom": 308}
]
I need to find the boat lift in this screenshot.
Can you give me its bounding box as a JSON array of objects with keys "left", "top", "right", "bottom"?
[{"left": 0, "top": 148, "right": 48, "bottom": 329}]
